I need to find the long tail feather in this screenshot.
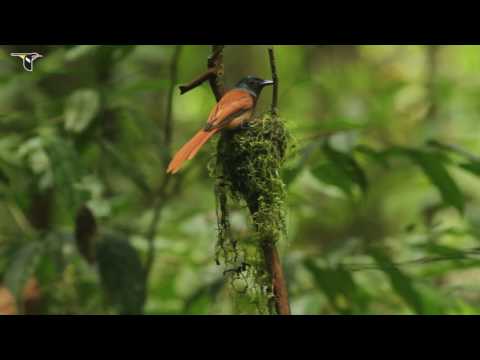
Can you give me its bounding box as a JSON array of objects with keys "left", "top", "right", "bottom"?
[{"left": 167, "top": 129, "right": 218, "bottom": 174}]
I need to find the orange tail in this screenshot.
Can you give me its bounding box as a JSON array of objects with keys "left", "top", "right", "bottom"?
[{"left": 167, "top": 129, "right": 218, "bottom": 174}]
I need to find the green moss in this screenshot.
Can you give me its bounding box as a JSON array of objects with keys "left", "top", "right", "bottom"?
[{"left": 210, "top": 112, "right": 293, "bottom": 314}]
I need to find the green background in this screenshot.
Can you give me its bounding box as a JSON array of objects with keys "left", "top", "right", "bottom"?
[{"left": 1, "top": 45, "right": 480, "bottom": 314}]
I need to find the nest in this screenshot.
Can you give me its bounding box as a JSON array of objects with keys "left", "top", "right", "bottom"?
[{"left": 211, "top": 112, "right": 292, "bottom": 313}]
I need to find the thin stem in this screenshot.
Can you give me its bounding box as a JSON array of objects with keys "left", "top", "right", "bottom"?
[
  {"left": 164, "top": 46, "right": 183, "bottom": 159},
  {"left": 268, "top": 47, "right": 279, "bottom": 115},
  {"left": 341, "top": 248, "right": 480, "bottom": 272},
  {"left": 144, "top": 45, "right": 183, "bottom": 279}
]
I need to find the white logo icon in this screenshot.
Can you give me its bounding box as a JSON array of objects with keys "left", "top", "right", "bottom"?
[{"left": 10, "top": 52, "right": 44, "bottom": 72}]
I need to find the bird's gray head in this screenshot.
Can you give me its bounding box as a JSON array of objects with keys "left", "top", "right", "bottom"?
[{"left": 235, "top": 76, "right": 274, "bottom": 97}]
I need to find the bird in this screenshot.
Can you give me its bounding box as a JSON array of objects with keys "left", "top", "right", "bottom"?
[
  {"left": 10, "top": 52, "right": 43, "bottom": 72},
  {"left": 166, "top": 76, "right": 274, "bottom": 174}
]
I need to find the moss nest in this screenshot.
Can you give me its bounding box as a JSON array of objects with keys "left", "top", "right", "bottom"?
[{"left": 210, "top": 112, "right": 292, "bottom": 313}]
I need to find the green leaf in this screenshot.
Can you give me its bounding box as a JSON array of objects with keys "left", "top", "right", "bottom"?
[
  {"left": 96, "top": 234, "right": 146, "bottom": 314},
  {"left": 323, "top": 141, "right": 368, "bottom": 193},
  {"left": 411, "top": 151, "right": 464, "bottom": 214},
  {"left": 354, "top": 144, "right": 390, "bottom": 169},
  {"left": 311, "top": 141, "right": 368, "bottom": 197},
  {"left": 459, "top": 161, "right": 480, "bottom": 176},
  {"left": 369, "top": 249, "right": 424, "bottom": 314},
  {"left": 376, "top": 146, "right": 464, "bottom": 213},
  {"left": 4, "top": 242, "right": 44, "bottom": 302},
  {"left": 64, "top": 89, "right": 100, "bottom": 133},
  {"left": 304, "top": 259, "right": 369, "bottom": 314},
  {"left": 282, "top": 162, "right": 303, "bottom": 186},
  {"left": 414, "top": 243, "right": 468, "bottom": 258},
  {"left": 312, "top": 162, "right": 354, "bottom": 197},
  {"left": 45, "top": 138, "right": 86, "bottom": 213}
]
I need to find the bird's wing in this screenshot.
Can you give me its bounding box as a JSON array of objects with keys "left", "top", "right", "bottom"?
[{"left": 205, "top": 89, "right": 254, "bottom": 130}]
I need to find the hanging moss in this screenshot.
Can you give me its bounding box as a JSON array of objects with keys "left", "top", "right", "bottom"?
[{"left": 210, "top": 112, "right": 293, "bottom": 314}]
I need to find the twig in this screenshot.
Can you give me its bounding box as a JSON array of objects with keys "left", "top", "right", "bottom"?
[
  {"left": 262, "top": 47, "right": 290, "bottom": 315},
  {"left": 425, "top": 45, "right": 439, "bottom": 122},
  {"left": 268, "top": 47, "right": 279, "bottom": 115},
  {"left": 144, "top": 45, "right": 183, "bottom": 279},
  {"left": 341, "top": 248, "right": 480, "bottom": 272},
  {"left": 178, "top": 46, "right": 225, "bottom": 102}
]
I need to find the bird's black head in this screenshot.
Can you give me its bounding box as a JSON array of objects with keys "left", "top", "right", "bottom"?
[{"left": 235, "top": 76, "right": 274, "bottom": 97}]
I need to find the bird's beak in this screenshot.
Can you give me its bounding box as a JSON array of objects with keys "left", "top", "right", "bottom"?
[{"left": 261, "top": 80, "right": 274, "bottom": 87}]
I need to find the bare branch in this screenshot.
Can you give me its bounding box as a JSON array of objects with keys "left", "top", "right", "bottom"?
[
  {"left": 179, "top": 68, "right": 216, "bottom": 94},
  {"left": 178, "top": 45, "right": 225, "bottom": 101}
]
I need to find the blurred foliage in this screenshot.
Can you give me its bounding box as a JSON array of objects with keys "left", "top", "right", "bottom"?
[{"left": 2, "top": 45, "right": 480, "bottom": 314}]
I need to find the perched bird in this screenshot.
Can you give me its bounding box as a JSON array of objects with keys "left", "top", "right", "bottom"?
[
  {"left": 10, "top": 52, "right": 43, "bottom": 72},
  {"left": 167, "top": 76, "right": 274, "bottom": 174}
]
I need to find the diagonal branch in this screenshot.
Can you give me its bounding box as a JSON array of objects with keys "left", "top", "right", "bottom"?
[
  {"left": 178, "top": 46, "right": 225, "bottom": 102},
  {"left": 179, "top": 68, "right": 216, "bottom": 95}
]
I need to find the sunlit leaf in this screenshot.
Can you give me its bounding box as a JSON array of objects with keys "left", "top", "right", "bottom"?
[
  {"left": 64, "top": 89, "right": 100, "bottom": 133},
  {"left": 354, "top": 144, "right": 390, "bottom": 168},
  {"left": 411, "top": 151, "right": 464, "bottom": 214},
  {"left": 459, "top": 161, "right": 480, "bottom": 177}
]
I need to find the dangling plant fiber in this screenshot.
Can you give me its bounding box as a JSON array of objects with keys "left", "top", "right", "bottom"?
[{"left": 210, "top": 112, "right": 292, "bottom": 314}]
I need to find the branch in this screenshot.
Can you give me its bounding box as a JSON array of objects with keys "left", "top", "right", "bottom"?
[
  {"left": 268, "top": 47, "right": 279, "bottom": 115},
  {"left": 178, "top": 46, "right": 225, "bottom": 102},
  {"left": 208, "top": 45, "right": 225, "bottom": 101},
  {"left": 261, "top": 241, "right": 291, "bottom": 315}
]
